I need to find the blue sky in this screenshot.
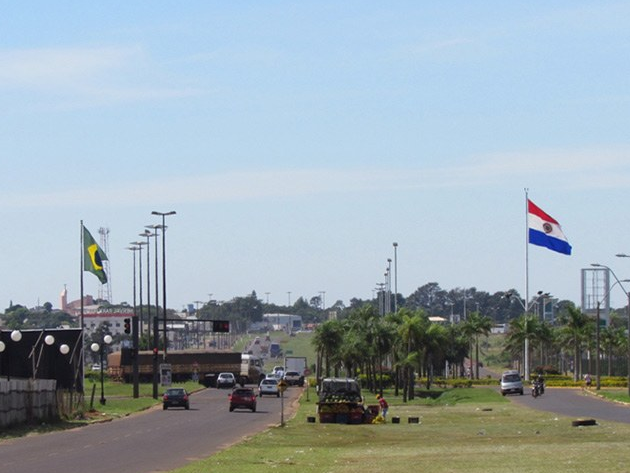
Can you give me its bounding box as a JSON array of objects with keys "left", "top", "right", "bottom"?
[{"left": 2, "top": 2, "right": 630, "bottom": 312}]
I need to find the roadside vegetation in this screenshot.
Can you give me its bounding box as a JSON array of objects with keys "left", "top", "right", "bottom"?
[{"left": 170, "top": 387, "right": 630, "bottom": 473}]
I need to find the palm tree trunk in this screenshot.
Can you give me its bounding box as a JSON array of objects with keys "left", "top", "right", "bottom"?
[{"left": 475, "top": 337, "right": 480, "bottom": 379}]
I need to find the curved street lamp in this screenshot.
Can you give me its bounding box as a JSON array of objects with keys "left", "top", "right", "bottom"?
[
  {"left": 592, "top": 262, "right": 630, "bottom": 392},
  {"left": 590, "top": 263, "right": 630, "bottom": 390},
  {"left": 616, "top": 254, "right": 630, "bottom": 396}
]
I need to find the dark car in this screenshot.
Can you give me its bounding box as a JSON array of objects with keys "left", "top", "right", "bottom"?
[
  {"left": 163, "top": 387, "right": 190, "bottom": 410},
  {"left": 229, "top": 387, "right": 257, "bottom": 412}
]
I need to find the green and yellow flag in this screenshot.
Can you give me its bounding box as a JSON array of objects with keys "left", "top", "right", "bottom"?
[{"left": 83, "top": 225, "right": 108, "bottom": 284}]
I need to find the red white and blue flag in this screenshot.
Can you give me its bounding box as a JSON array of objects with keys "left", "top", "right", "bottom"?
[{"left": 528, "top": 199, "right": 572, "bottom": 255}]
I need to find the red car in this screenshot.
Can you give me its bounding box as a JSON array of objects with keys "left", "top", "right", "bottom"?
[{"left": 229, "top": 387, "right": 257, "bottom": 412}]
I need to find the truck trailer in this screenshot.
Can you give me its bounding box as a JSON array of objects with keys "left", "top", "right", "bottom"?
[{"left": 108, "top": 349, "right": 264, "bottom": 386}]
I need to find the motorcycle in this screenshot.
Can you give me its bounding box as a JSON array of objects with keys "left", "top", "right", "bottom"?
[{"left": 531, "top": 380, "right": 544, "bottom": 398}]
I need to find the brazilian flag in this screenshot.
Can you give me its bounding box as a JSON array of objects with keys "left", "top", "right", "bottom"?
[{"left": 83, "top": 225, "right": 108, "bottom": 284}]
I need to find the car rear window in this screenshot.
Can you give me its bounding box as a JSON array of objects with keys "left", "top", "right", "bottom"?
[
  {"left": 234, "top": 389, "right": 253, "bottom": 395},
  {"left": 262, "top": 379, "right": 277, "bottom": 385},
  {"left": 503, "top": 374, "right": 521, "bottom": 382},
  {"left": 167, "top": 389, "right": 184, "bottom": 395}
]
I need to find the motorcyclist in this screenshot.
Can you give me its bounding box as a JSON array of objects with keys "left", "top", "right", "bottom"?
[{"left": 535, "top": 374, "right": 545, "bottom": 395}]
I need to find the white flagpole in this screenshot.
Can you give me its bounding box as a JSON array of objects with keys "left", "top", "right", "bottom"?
[
  {"left": 524, "top": 188, "right": 530, "bottom": 381},
  {"left": 524, "top": 188, "right": 530, "bottom": 309}
]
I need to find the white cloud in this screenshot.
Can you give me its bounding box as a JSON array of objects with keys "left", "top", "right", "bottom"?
[
  {"left": 0, "top": 45, "right": 204, "bottom": 104},
  {"left": 0, "top": 146, "right": 628, "bottom": 209},
  {"left": 0, "top": 46, "right": 139, "bottom": 88}
]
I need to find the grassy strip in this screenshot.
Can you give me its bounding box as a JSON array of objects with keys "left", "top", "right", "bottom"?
[{"left": 170, "top": 388, "right": 630, "bottom": 473}]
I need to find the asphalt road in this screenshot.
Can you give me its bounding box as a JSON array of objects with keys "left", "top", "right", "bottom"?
[
  {"left": 506, "top": 387, "right": 630, "bottom": 424},
  {"left": 0, "top": 385, "right": 301, "bottom": 473}
]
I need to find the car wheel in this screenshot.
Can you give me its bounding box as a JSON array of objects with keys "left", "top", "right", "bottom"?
[
  {"left": 185, "top": 404, "right": 190, "bottom": 410},
  {"left": 259, "top": 392, "right": 263, "bottom": 397},
  {"left": 163, "top": 405, "right": 168, "bottom": 410},
  {"left": 229, "top": 406, "right": 234, "bottom": 412},
  {"left": 276, "top": 392, "right": 280, "bottom": 398},
  {"left": 252, "top": 406, "right": 256, "bottom": 412}
]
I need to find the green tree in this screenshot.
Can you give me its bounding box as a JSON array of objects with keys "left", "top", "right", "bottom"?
[
  {"left": 463, "top": 311, "right": 493, "bottom": 379},
  {"left": 312, "top": 319, "right": 344, "bottom": 379},
  {"left": 557, "top": 306, "right": 593, "bottom": 381}
]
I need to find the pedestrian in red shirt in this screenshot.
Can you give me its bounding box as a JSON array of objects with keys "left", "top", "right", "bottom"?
[{"left": 376, "top": 394, "right": 388, "bottom": 421}]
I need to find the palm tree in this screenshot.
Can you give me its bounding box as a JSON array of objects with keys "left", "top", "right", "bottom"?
[
  {"left": 312, "top": 319, "right": 343, "bottom": 380},
  {"left": 505, "top": 314, "right": 541, "bottom": 377},
  {"left": 423, "top": 322, "right": 448, "bottom": 388},
  {"left": 601, "top": 325, "right": 626, "bottom": 376},
  {"left": 463, "top": 311, "right": 493, "bottom": 379},
  {"left": 397, "top": 309, "right": 427, "bottom": 401},
  {"left": 557, "top": 306, "right": 593, "bottom": 381}
]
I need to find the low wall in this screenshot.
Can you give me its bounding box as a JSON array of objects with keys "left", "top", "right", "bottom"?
[{"left": 0, "top": 378, "right": 58, "bottom": 428}]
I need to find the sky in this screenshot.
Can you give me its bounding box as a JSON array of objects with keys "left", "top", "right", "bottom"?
[{"left": 2, "top": 2, "right": 630, "bottom": 313}]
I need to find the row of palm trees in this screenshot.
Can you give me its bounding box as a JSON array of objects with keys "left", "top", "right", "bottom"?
[
  {"left": 505, "top": 306, "right": 629, "bottom": 381},
  {"left": 312, "top": 303, "right": 630, "bottom": 398},
  {"left": 311, "top": 305, "right": 493, "bottom": 401}
]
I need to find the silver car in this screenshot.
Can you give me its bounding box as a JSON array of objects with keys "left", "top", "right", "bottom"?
[
  {"left": 216, "top": 372, "right": 236, "bottom": 389},
  {"left": 259, "top": 378, "right": 279, "bottom": 397},
  {"left": 500, "top": 370, "right": 524, "bottom": 396}
]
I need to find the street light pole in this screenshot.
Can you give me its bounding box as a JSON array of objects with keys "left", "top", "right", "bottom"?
[
  {"left": 616, "top": 254, "right": 630, "bottom": 397},
  {"left": 152, "top": 211, "right": 176, "bottom": 362},
  {"left": 141, "top": 231, "right": 154, "bottom": 340},
  {"left": 130, "top": 241, "right": 146, "bottom": 337},
  {"left": 146, "top": 224, "right": 163, "bottom": 400},
  {"left": 91, "top": 335, "right": 112, "bottom": 405},
  {"left": 594, "top": 259, "right": 630, "bottom": 394},
  {"left": 393, "top": 242, "right": 398, "bottom": 313},
  {"left": 590, "top": 263, "right": 630, "bottom": 390}
]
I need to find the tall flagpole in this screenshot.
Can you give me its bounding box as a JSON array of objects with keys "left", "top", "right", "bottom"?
[
  {"left": 524, "top": 188, "right": 530, "bottom": 381},
  {"left": 524, "top": 188, "right": 530, "bottom": 309},
  {"left": 80, "top": 220, "right": 85, "bottom": 392},
  {"left": 80, "top": 220, "right": 85, "bottom": 330}
]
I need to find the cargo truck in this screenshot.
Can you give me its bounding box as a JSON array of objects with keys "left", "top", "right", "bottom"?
[
  {"left": 283, "top": 356, "right": 307, "bottom": 386},
  {"left": 108, "top": 349, "right": 264, "bottom": 386}
]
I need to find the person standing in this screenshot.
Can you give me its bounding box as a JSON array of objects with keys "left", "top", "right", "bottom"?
[{"left": 376, "top": 394, "right": 389, "bottom": 421}]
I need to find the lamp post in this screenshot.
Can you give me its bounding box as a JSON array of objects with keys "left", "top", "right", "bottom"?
[
  {"left": 592, "top": 262, "right": 630, "bottom": 391},
  {"left": 91, "top": 334, "right": 113, "bottom": 405},
  {"left": 151, "top": 210, "right": 176, "bottom": 362},
  {"left": 130, "top": 240, "right": 146, "bottom": 337},
  {"left": 615, "top": 254, "right": 630, "bottom": 396},
  {"left": 386, "top": 259, "right": 392, "bottom": 314},
  {"left": 146, "top": 224, "right": 163, "bottom": 399},
  {"left": 393, "top": 242, "right": 398, "bottom": 313},
  {"left": 141, "top": 230, "right": 155, "bottom": 340}
]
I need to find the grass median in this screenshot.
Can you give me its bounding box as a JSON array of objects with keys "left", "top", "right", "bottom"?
[{"left": 170, "top": 387, "right": 630, "bottom": 473}]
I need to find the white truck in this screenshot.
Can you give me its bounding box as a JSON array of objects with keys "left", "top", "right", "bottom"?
[{"left": 283, "top": 356, "right": 307, "bottom": 386}]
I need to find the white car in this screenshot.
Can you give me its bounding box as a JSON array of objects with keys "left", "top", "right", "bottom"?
[
  {"left": 259, "top": 378, "right": 279, "bottom": 397},
  {"left": 216, "top": 372, "right": 236, "bottom": 389}
]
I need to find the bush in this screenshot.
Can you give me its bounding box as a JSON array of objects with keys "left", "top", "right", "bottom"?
[{"left": 533, "top": 365, "right": 561, "bottom": 375}]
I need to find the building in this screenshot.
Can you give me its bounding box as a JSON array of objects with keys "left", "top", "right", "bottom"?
[{"left": 262, "top": 313, "right": 303, "bottom": 332}]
